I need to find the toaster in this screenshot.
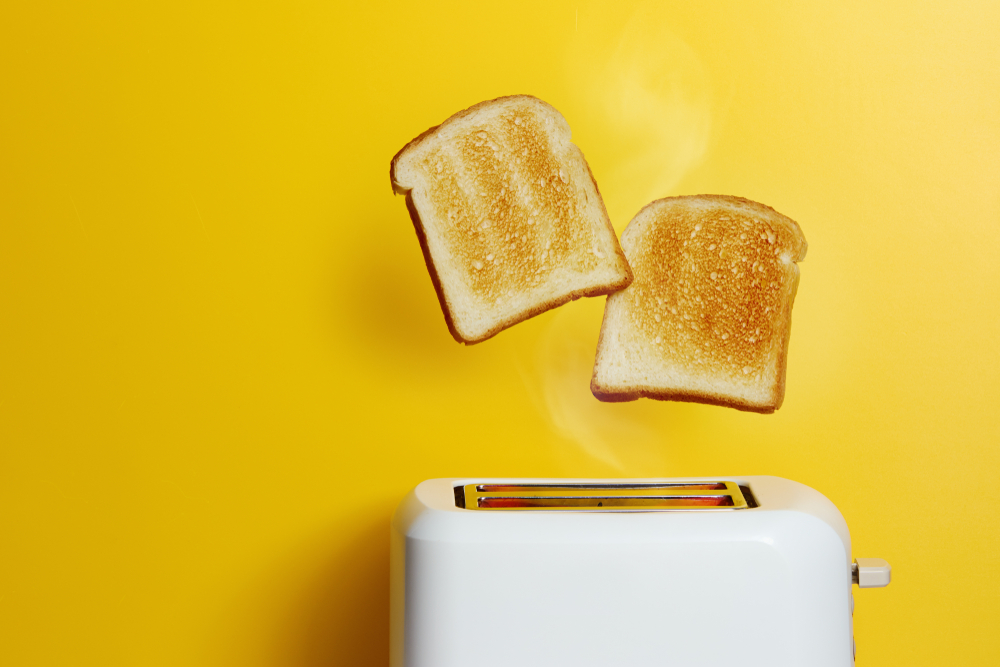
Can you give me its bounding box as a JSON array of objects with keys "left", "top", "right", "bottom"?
[{"left": 390, "top": 476, "right": 891, "bottom": 667}]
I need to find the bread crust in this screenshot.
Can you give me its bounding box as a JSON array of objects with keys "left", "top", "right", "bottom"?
[
  {"left": 590, "top": 383, "right": 778, "bottom": 414},
  {"left": 591, "top": 194, "right": 805, "bottom": 411},
  {"left": 390, "top": 95, "right": 632, "bottom": 344}
]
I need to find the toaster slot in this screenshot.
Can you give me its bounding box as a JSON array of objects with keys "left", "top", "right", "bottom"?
[
  {"left": 477, "top": 483, "right": 728, "bottom": 491},
  {"left": 739, "top": 485, "right": 759, "bottom": 508},
  {"left": 456, "top": 482, "right": 752, "bottom": 511},
  {"left": 478, "top": 496, "right": 735, "bottom": 509}
]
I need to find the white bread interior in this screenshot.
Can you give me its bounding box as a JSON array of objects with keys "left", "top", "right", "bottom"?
[
  {"left": 391, "top": 95, "right": 632, "bottom": 344},
  {"left": 591, "top": 195, "right": 807, "bottom": 413}
]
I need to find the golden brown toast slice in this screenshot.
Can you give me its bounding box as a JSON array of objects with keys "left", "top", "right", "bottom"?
[
  {"left": 390, "top": 95, "right": 632, "bottom": 344},
  {"left": 591, "top": 195, "right": 807, "bottom": 413}
]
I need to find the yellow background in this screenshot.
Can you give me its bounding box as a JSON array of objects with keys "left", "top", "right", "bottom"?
[{"left": 2, "top": 0, "right": 998, "bottom": 664}]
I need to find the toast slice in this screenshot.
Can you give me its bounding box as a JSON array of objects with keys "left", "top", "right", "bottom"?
[
  {"left": 390, "top": 95, "right": 633, "bottom": 344},
  {"left": 591, "top": 195, "right": 807, "bottom": 413}
]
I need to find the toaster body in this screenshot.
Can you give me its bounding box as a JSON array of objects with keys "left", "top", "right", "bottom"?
[{"left": 391, "top": 476, "right": 856, "bottom": 667}]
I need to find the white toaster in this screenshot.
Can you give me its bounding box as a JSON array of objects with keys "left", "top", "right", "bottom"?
[{"left": 391, "top": 476, "right": 891, "bottom": 667}]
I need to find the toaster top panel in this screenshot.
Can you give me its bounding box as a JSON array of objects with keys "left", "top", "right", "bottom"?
[{"left": 396, "top": 477, "right": 852, "bottom": 560}]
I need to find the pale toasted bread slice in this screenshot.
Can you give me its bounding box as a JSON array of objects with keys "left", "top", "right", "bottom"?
[
  {"left": 591, "top": 195, "right": 807, "bottom": 413},
  {"left": 390, "top": 95, "right": 632, "bottom": 344}
]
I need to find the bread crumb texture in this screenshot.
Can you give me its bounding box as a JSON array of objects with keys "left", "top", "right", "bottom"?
[
  {"left": 592, "top": 195, "right": 806, "bottom": 412},
  {"left": 392, "top": 96, "right": 629, "bottom": 343}
]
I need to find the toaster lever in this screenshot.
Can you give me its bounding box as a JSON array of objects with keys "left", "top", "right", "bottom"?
[{"left": 852, "top": 558, "right": 892, "bottom": 588}]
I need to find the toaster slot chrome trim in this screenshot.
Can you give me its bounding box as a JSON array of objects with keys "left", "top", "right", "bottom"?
[{"left": 457, "top": 482, "right": 751, "bottom": 511}]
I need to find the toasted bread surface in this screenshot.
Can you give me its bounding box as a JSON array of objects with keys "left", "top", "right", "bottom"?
[
  {"left": 591, "top": 195, "right": 807, "bottom": 412},
  {"left": 391, "top": 95, "right": 632, "bottom": 343}
]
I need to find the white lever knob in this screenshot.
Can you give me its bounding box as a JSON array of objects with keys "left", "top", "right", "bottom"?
[{"left": 853, "top": 558, "right": 891, "bottom": 588}]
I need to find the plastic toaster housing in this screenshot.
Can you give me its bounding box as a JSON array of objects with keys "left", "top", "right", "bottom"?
[{"left": 391, "top": 476, "right": 888, "bottom": 667}]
